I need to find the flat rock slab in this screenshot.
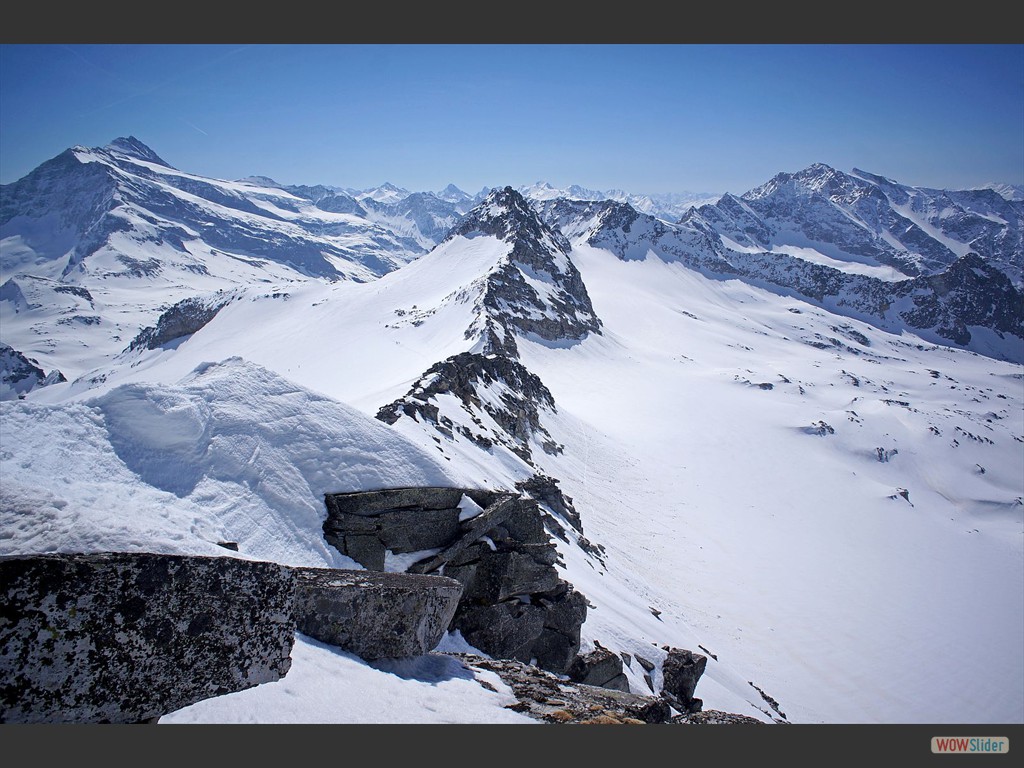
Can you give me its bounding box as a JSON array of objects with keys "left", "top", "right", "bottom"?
[
  {"left": 0, "top": 552, "right": 295, "bottom": 723},
  {"left": 292, "top": 568, "right": 463, "bottom": 660}
]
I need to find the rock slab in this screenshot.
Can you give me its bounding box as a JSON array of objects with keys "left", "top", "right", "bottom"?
[
  {"left": 0, "top": 552, "right": 295, "bottom": 723},
  {"left": 292, "top": 568, "right": 463, "bottom": 659}
]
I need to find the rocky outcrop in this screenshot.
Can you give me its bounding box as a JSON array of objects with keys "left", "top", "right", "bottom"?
[
  {"left": 0, "top": 342, "right": 65, "bottom": 400},
  {"left": 0, "top": 552, "right": 295, "bottom": 723},
  {"left": 455, "top": 654, "right": 761, "bottom": 724},
  {"left": 661, "top": 647, "right": 708, "bottom": 714},
  {"left": 126, "top": 292, "right": 235, "bottom": 352},
  {"left": 292, "top": 568, "right": 462, "bottom": 660},
  {"left": 322, "top": 487, "right": 587, "bottom": 675},
  {"left": 375, "top": 352, "right": 563, "bottom": 463}
]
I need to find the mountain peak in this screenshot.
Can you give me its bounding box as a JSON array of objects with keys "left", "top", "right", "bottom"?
[
  {"left": 446, "top": 186, "right": 567, "bottom": 251},
  {"left": 105, "top": 136, "right": 171, "bottom": 168}
]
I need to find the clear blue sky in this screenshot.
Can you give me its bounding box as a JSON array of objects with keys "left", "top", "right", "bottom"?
[{"left": 1, "top": 44, "right": 1021, "bottom": 195}]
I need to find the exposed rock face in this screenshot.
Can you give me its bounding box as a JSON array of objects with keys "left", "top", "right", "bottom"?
[
  {"left": 661, "top": 647, "right": 708, "bottom": 714},
  {"left": 443, "top": 187, "right": 602, "bottom": 345},
  {"left": 291, "top": 568, "right": 463, "bottom": 660},
  {"left": 375, "top": 351, "right": 562, "bottom": 463},
  {"left": 322, "top": 487, "right": 587, "bottom": 675},
  {"left": 0, "top": 342, "right": 65, "bottom": 400},
  {"left": 567, "top": 647, "right": 630, "bottom": 692},
  {"left": 0, "top": 552, "right": 295, "bottom": 723},
  {"left": 126, "top": 293, "right": 234, "bottom": 352}
]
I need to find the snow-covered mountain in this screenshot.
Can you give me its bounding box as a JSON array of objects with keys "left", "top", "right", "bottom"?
[
  {"left": 691, "top": 164, "right": 1023, "bottom": 285},
  {"left": 520, "top": 180, "right": 720, "bottom": 223},
  {"left": 534, "top": 166, "right": 1024, "bottom": 364},
  {"left": 2, "top": 141, "right": 1021, "bottom": 726}
]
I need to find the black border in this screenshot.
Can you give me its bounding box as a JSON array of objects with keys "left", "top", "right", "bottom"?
[
  {"left": 1, "top": 2, "right": 1022, "bottom": 43},
  {"left": 3, "top": 722, "right": 1024, "bottom": 765}
]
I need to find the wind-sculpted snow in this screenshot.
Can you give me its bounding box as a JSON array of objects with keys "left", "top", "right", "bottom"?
[{"left": 0, "top": 357, "right": 458, "bottom": 566}]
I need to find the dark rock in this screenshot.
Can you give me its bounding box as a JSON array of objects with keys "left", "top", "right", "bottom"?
[
  {"left": 515, "top": 474, "right": 584, "bottom": 535},
  {"left": 567, "top": 647, "right": 629, "bottom": 692},
  {"left": 406, "top": 495, "right": 518, "bottom": 574},
  {"left": 453, "top": 601, "right": 546, "bottom": 663},
  {"left": 291, "top": 568, "right": 462, "bottom": 660},
  {"left": 126, "top": 293, "right": 233, "bottom": 352},
  {"left": 661, "top": 647, "right": 708, "bottom": 712},
  {"left": 0, "top": 552, "right": 295, "bottom": 723},
  {"left": 530, "top": 586, "right": 588, "bottom": 672},
  {"left": 375, "top": 351, "right": 561, "bottom": 463},
  {"left": 325, "top": 487, "right": 465, "bottom": 517},
  {"left": 636, "top": 654, "right": 656, "bottom": 673},
  {"left": 322, "top": 486, "right": 587, "bottom": 675},
  {"left": 216, "top": 541, "right": 239, "bottom": 551}
]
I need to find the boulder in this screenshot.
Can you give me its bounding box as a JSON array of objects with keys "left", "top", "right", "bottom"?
[
  {"left": 0, "top": 552, "right": 295, "bottom": 724},
  {"left": 567, "top": 647, "right": 630, "bottom": 692},
  {"left": 291, "top": 568, "right": 462, "bottom": 660},
  {"left": 530, "top": 586, "right": 588, "bottom": 672},
  {"left": 661, "top": 647, "right": 708, "bottom": 713}
]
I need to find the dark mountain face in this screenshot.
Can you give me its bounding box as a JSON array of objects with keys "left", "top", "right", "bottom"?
[{"left": 445, "top": 187, "right": 601, "bottom": 345}]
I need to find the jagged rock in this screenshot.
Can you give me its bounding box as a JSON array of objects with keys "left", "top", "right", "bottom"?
[
  {"left": 515, "top": 474, "right": 584, "bottom": 535},
  {"left": 291, "top": 568, "right": 462, "bottom": 660},
  {"left": 375, "top": 351, "right": 561, "bottom": 463},
  {"left": 662, "top": 647, "right": 708, "bottom": 713},
  {"left": 526, "top": 585, "right": 588, "bottom": 672},
  {"left": 671, "top": 710, "right": 765, "bottom": 724},
  {"left": 636, "top": 654, "right": 656, "bottom": 673},
  {"left": 456, "top": 654, "right": 670, "bottom": 724},
  {"left": 126, "top": 293, "right": 233, "bottom": 352},
  {"left": 323, "top": 487, "right": 468, "bottom": 570},
  {"left": 0, "top": 552, "right": 295, "bottom": 723},
  {"left": 567, "top": 647, "right": 630, "bottom": 692},
  {"left": 0, "top": 342, "right": 65, "bottom": 400},
  {"left": 322, "top": 487, "right": 587, "bottom": 675}
]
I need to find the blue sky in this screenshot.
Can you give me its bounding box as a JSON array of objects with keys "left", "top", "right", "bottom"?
[{"left": 1, "top": 44, "right": 1021, "bottom": 195}]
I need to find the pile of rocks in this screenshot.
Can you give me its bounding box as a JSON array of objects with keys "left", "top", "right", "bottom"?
[{"left": 323, "top": 487, "right": 587, "bottom": 674}]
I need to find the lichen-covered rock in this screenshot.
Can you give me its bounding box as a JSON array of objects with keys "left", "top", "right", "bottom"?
[
  {"left": 291, "top": 568, "right": 462, "bottom": 660},
  {"left": 454, "top": 654, "right": 671, "bottom": 724},
  {"left": 0, "top": 552, "right": 295, "bottom": 723}
]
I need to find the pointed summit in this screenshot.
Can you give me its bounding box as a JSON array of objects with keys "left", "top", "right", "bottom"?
[
  {"left": 438, "top": 186, "right": 600, "bottom": 349},
  {"left": 447, "top": 186, "right": 571, "bottom": 254},
  {"left": 105, "top": 136, "right": 172, "bottom": 168}
]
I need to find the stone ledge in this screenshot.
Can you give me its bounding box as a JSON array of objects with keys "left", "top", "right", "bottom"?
[{"left": 0, "top": 551, "right": 295, "bottom": 724}]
